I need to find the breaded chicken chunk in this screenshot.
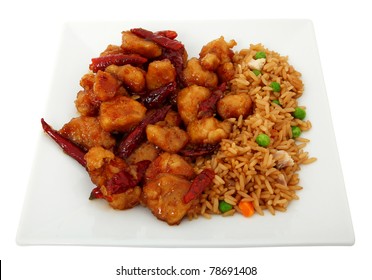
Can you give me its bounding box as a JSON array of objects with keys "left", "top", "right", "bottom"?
[
  {"left": 75, "top": 90, "right": 100, "bottom": 117},
  {"left": 93, "top": 70, "right": 121, "bottom": 102},
  {"left": 108, "top": 187, "right": 142, "bottom": 210},
  {"left": 177, "top": 85, "right": 211, "bottom": 125},
  {"left": 183, "top": 58, "right": 218, "bottom": 88},
  {"left": 121, "top": 31, "right": 162, "bottom": 58},
  {"left": 105, "top": 64, "right": 146, "bottom": 93},
  {"left": 146, "top": 124, "right": 189, "bottom": 153},
  {"left": 146, "top": 59, "right": 177, "bottom": 91},
  {"left": 199, "top": 36, "right": 236, "bottom": 70},
  {"left": 59, "top": 116, "right": 116, "bottom": 150},
  {"left": 99, "top": 96, "right": 147, "bottom": 132},
  {"left": 199, "top": 36, "right": 236, "bottom": 82},
  {"left": 217, "top": 93, "right": 253, "bottom": 119},
  {"left": 187, "top": 117, "right": 231, "bottom": 144},
  {"left": 85, "top": 147, "right": 141, "bottom": 210},
  {"left": 145, "top": 152, "right": 195, "bottom": 181},
  {"left": 142, "top": 173, "right": 192, "bottom": 225},
  {"left": 126, "top": 142, "right": 160, "bottom": 165},
  {"left": 85, "top": 146, "right": 128, "bottom": 188}
]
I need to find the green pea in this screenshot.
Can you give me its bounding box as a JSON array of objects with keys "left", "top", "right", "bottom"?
[
  {"left": 219, "top": 200, "right": 233, "bottom": 213},
  {"left": 291, "top": 126, "right": 302, "bottom": 138},
  {"left": 270, "top": 82, "right": 281, "bottom": 92},
  {"left": 254, "top": 51, "right": 266, "bottom": 59},
  {"left": 293, "top": 107, "right": 306, "bottom": 120},
  {"left": 252, "top": 69, "right": 261, "bottom": 76},
  {"left": 272, "top": 99, "right": 281, "bottom": 106},
  {"left": 255, "top": 133, "right": 270, "bottom": 147}
]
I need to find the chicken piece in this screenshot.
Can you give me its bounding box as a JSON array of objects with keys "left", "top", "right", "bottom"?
[
  {"left": 99, "top": 44, "right": 125, "bottom": 56},
  {"left": 59, "top": 116, "right": 116, "bottom": 150},
  {"left": 75, "top": 72, "right": 129, "bottom": 116},
  {"left": 75, "top": 73, "right": 102, "bottom": 116},
  {"left": 199, "top": 37, "right": 236, "bottom": 83},
  {"left": 217, "top": 93, "right": 253, "bottom": 119},
  {"left": 199, "top": 36, "right": 236, "bottom": 70},
  {"left": 121, "top": 31, "right": 162, "bottom": 58},
  {"left": 93, "top": 70, "right": 121, "bottom": 102},
  {"left": 85, "top": 146, "right": 115, "bottom": 171},
  {"left": 146, "top": 124, "right": 189, "bottom": 153},
  {"left": 80, "top": 73, "right": 95, "bottom": 91},
  {"left": 155, "top": 110, "right": 182, "bottom": 128},
  {"left": 276, "top": 173, "right": 288, "bottom": 187},
  {"left": 273, "top": 150, "right": 294, "bottom": 169},
  {"left": 177, "top": 85, "right": 211, "bottom": 125},
  {"left": 187, "top": 117, "right": 231, "bottom": 144},
  {"left": 183, "top": 58, "right": 218, "bottom": 88},
  {"left": 85, "top": 146, "right": 127, "bottom": 187},
  {"left": 247, "top": 58, "right": 266, "bottom": 71},
  {"left": 142, "top": 173, "right": 192, "bottom": 225},
  {"left": 145, "top": 152, "right": 195, "bottom": 181},
  {"left": 108, "top": 186, "right": 142, "bottom": 210},
  {"left": 146, "top": 59, "right": 177, "bottom": 91},
  {"left": 75, "top": 90, "right": 100, "bottom": 116},
  {"left": 116, "top": 86, "right": 129, "bottom": 97},
  {"left": 164, "top": 110, "right": 182, "bottom": 127},
  {"left": 85, "top": 147, "right": 141, "bottom": 210},
  {"left": 105, "top": 64, "right": 146, "bottom": 93},
  {"left": 200, "top": 53, "right": 220, "bottom": 71},
  {"left": 126, "top": 142, "right": 160, "bottom": 165},
  {"left": 99, "top": 96, "right": 147, "bottom": 132},
  {"left": 216, "top": 61, "right": 235, "bottom": 82}
]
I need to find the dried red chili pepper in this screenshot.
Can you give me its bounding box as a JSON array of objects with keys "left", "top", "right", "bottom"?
[
  {"left": 197, "top": 83, "right": 226, "bottom": 118},
  {"left": 117, "top": 105, "right": 172, "bottom": 159},
  {"left": 160, "top": 47, "right": 187, "bottom": 89},
  {"left": 133, "top": 160, "right": 152, "bottom": 185},
  {"left": 154, "top": 30, "right": 178, "bottom": 40},
  {"left": 130, "top": 28, "right": 184, "bottom": 51},
  {"left": 106, "top": 169, "right": 137, "bottom": 194},
  {"left": 105, "top": 160, "right": 151, "bottom": 195},
  {"left": 183, "top": 169, "right": 215, "bottom": 203},
  {"left": 142, "top": 81, "right": 177, "bottom": 109},
  {"left": 89, "top": 53, "right": 147, "bottom": 73},
  {"left": 89, "top": 160, "right": 151, "bottom": 200},
  {"left": 89, "top": 187, "right": 106, "bottom": 200},
  {"left": 41, "top": 118, "right": 87, "bottom": 167},
  {"left": 178, "top": 143, "right": 219, "bottom": 157}
]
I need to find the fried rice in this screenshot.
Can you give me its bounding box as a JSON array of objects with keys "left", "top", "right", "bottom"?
[{"left": 192, "top": 43, "right": 316, "bottom": 219}]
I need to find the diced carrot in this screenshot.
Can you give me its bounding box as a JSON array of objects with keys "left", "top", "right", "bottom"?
[{"left": 238, "top": 201, "right": 255, "bottom": 217}]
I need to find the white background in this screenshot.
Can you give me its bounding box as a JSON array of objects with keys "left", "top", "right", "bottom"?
[{"left": 1, "top": 0, "right": 371, "bottom": 279}]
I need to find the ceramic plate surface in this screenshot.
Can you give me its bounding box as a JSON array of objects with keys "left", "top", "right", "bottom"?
[{"left": 17, "top": 20, "right": 354, "bottom": 247}]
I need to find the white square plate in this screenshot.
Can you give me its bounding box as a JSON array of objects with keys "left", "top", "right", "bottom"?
[{"left": 17, "top": 20, "right": 354, "bottom": 247}]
